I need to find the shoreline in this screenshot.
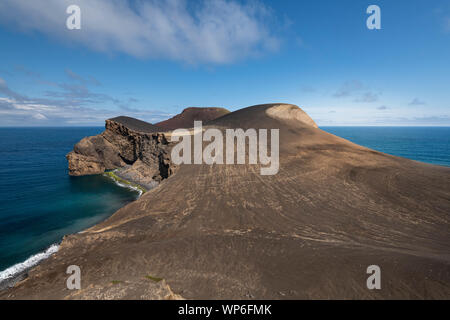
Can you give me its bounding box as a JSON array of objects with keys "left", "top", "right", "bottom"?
[
  {"left": 0, "top": 170, "right": 148, "bottom": 291},
  {"left": 103, "top": 170, "right": 148, "bottom": 196},
  {"left": 0, "top": 244, "right": 60, "bottom": 290}
]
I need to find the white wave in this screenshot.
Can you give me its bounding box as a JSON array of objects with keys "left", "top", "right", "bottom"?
[
  {"left": 104, "top": 172, "right": 143, "bottom": 198},
  {"left": 0, "top": 244, "right": 59, "bottom": 281},
  {"left": 112, "top": 179, "right": 143, "bottom": 198}
]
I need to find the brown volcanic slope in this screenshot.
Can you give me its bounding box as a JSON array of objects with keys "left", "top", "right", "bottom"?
[
  {"left": 2, "top": 103, "right": 450, "bottom": 299},
  {"left": 108, "top": 116, "right": 162, "bottom": 133},
  {"left": 155, "top": 107, "right": 230, "bottom": 130}
]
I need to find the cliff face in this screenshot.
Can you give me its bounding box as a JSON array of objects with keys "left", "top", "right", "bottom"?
[
  {"left": 66, "top": 118, "right": 175, "bottom": 189},
  {"left": 66, "top": 107, "right": 230, "bottom": 183}
]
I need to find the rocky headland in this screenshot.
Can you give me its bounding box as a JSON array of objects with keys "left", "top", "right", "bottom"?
[
  {"left": 66, "top": 108, "right": 230, "bottom": 190},
  {"left": 2, "top": 103, "right": 450, "bottom": 300},
  {"left": 66, "top": 116, "right": 173, "bottom": 189}
]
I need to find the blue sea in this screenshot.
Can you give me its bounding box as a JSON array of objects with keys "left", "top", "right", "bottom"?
[
  {"left": 0, "top": 127, "right": 140, "bottom": 282},
  {"left": 322, "top": 127, "right": 450, "bottom": 167},
  {"left": 0, "top": 126, "right": 449, "bottom": 283}
]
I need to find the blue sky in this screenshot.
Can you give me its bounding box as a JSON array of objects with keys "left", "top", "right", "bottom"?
[{"left": 0, "top": 0, "right": 449, "bottom": 126}]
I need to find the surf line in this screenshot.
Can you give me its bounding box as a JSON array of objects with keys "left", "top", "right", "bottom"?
[
  {"left": 0, "top": 244, "right": 59, "bottom": 284},
  {"left": 104, "top": 170, "right": 147, "bottom": 197}
]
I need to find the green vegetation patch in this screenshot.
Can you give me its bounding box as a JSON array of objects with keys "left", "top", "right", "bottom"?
[
  {"left": 104, "top": 171, "right": 147, "bottom": 194},
  {"left": 145, "top": 275, "right": 163, "bottom": 282},
  {"left": 111, "top": 280, "right": 122, "bottom": 285}
]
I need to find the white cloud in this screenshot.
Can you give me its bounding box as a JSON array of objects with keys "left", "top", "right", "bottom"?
[
  {"left": 0, "top": 76, "right": 173, "bottom": 125},
  {"left": 32, "top": 113, "right": 48, "bottom": 120},
  {"left": 0, "top": 94, "right": 173, "bottom": 125},
  {"left": 0, "top": 0, "right": 279, "bottom": 64}
]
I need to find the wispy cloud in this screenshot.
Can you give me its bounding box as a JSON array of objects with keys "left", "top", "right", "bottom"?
[
  {"left": 0, "top": 0, "right": 280, "bottom": 64},
  {"left": 32, "top": 113, "right": 48, "bottom": 120},
  {"left": 44, "top": 82, "right": 115, "bottom": 105},
  {"left": 377, "top": 105, "right": 388, "bottom": 110},
  {"left": 412, "top": 115, "right": 450, "bottom": 123},
  {"left": 371, "top": 115, "right": 450, "bottom": 126},
  {"left": 316, "top": 113, "right": 450, "bottom": 126},
  {"left": 0, "top": 75, "right": 171, "bottom": 126},
  {"left": 15, "top": 65, "right": 42, "bottom": 79},
  {"left": 354, "top": 92, "right": 380, "bottom": 103},
  {"left": 0, "top": 77, "right": 26, "bottom": 101},
  {"left": 65, "top": 69, "right": 101, "bottom": 86},
  {"left": 409, "top": 98, "right": 426, "bottom": 106},
  {"left": 333, "top": 81, "right": 364, "bottom": 98},
  {"left": 333, "top": 81, "right": 380, "bottom": 103}
]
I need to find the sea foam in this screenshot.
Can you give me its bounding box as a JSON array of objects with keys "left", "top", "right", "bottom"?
[
  {"left": 111, "top": 179, "right": 143, "bottom": 197},
  {"left": 104, "top": 171, "right": 144, "bottom": 198},
  {"left": 0, "top": 244, "right": 59, "bottom": 281}
]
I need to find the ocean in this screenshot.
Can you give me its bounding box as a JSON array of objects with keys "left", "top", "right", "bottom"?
[
  {"left": 0, "top": 127, "right": 140, "bottom": 283},
  {"left": 0, "top": 126, "right": 449, "bottom": 284},
  {"left": 322, "top": 127, "right": 450, "bottom": 167}
]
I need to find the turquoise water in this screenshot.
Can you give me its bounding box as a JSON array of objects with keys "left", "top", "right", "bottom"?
[
  {"left": 0, "top": 127, "right": 140, "bottom": 278},
  {"left": 321, "top": 127, "right": 450, "bottom": 167},
  {"left": 0, "top": 126, "right": 449, "bottom": 282}
]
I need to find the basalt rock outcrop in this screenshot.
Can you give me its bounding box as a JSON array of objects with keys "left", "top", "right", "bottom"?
[
  {"left": 66, "top": 108, "right": 230, "bottom": 186},
  {"left": 66, "top": 117, "right": 175, "bottom": 189}
]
